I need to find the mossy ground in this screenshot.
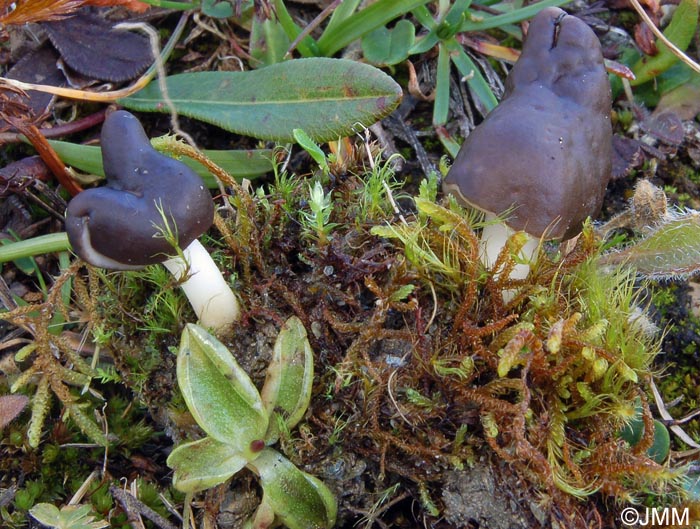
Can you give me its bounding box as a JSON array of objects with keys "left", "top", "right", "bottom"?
[
  {"left": 3, "top": 3, "right": 700, "bottom": 527},
  {"left": 2, "top": 146, "right": 698, "bottom": 528}
]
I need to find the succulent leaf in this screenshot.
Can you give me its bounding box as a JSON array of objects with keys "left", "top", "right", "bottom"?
[
  {"left": 177, "top": 324, "right": 268, "bottom": 451},
  {"left": 249, "top": 448, "right": 337, "bottom": 529},
  {"left": 168, "top": 437, "right": 248, "bottom": 493},
  {"left": 261, "top": 316, "right": 315, "bottom": 443}
]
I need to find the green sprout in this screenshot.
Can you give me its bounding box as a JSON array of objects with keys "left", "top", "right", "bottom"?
[
  {"left": 167, "top": 317, "right": 337, "bottom": 529},
  {"left": 300, "top": 181, "right": 339, "bottom": 246}
]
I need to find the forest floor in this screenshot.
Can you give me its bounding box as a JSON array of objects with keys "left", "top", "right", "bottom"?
[{"left": 1, "top": 1, "right": 700, "bottom": 529}]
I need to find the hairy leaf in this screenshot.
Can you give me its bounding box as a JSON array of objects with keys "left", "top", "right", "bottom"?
[{"left": 600, "top": 211, "right": 700, "bottom": 280}]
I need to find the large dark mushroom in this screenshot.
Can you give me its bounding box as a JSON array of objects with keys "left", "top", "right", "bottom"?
[
  {"left": 443, "top": 7, "right": 612, "bottom": 278},
  {"left": 66, "top": 110, "right": 239, "bottom": 331}
]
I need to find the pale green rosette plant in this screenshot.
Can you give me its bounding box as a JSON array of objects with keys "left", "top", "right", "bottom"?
[{"left": 167, "top": 318, "right": 336, "bottom": 529}]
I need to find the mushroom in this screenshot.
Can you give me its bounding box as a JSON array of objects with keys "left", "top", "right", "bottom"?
[
  {"left": 443, "top": 7, "right": 612, "bottom": 280},
  {"left": 65, "top": 110, "right": 240, "bottom": 332}
]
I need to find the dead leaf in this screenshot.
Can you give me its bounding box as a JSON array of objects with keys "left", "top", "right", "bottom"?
[
  {"left": 42, "top": 12, "right": 152, "bottom": 82},
  {"left": 0, "top": 395, "right": 29, "bottom": 429},
  {"left": 654, "top": 75, "right": 700, "bottom": 120}
]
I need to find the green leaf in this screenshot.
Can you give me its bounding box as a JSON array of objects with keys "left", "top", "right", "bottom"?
[
  {"left": 49, "top": 140, "right": 272, "bottom": 187},
  {"left": 631, "top": 0, "right": 699, "bottom": 86},
  {"left": 0, "top": 233, "right": 70, "bottom": 264},
  {"left": 410, "top": 0, "right": 471, "bottom": 54},
  {"left": 201, "top": 0, "right": 234, "bottom": 18},
  {"left": 459, "top": 0, "right": 573, "bottom": 32},
  {"left": 618, "top": 403, "right": 670, "bottom": 464},
  {"left": 433, "top": 42, "right": 451, "bottom": 126},
  {"left": 119, "top": 58, "right": 402, "bottom": 142},
  {"left": 250, "top": 448, "right": 337, "bottom": 529},
  {"left": 389, "top": 284, "right": 415, "bottom": 302},
  {"left": 272, "top": 0, "right": 319, "bottom": 57},
  {"left": 167, "top": 437, "right": 248, "bottom": 492},
  {"left": 29, "top": 503, "right": 108, "bottom": 529},
  {"left": 648, "top": 419, "right": 670, "bottom": 464},
  {"left": 261, "top": 316, "right": 314, "bottom": 443},
  {"left": 323, "top": 0, "right": 362, "bottom": 38},
  {"left": 293, "top": 129, "right": 329, "bottom": 174},
  {"left": 445, "top": 38, "right": 498, "bottom": 113},
  {"left": 177, "top": 324, "right": 268, "bottom": 453},
  {"left": 362, "top": 19, "right": 415, "bottom": 66},
  {"left": 250, "top": 14, "right": 291, "bottom": 67},
  {"left": 316, "top": 0, "right": 429, "bottom": 57}
]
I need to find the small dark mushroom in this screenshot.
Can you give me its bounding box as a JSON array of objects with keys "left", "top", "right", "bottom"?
[
  {"left": 66, "top": 110, "right": 239, "bottom": 331},
  {"left": 443, "top": 7, "right": 612, "bottom": 276}
]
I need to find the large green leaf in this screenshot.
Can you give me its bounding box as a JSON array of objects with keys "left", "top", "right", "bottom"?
[
  {"left": 49, "top": 140, "right": 272, "bottom": 188},
  {"left": 177, "top": 324, "right": 268, "bottom": 453},
  {"left": 119, "top": 58, "right": 402, "bottom": 142},
  {"left": 167, "top": 437, "right": 248, "bottom": 493}
]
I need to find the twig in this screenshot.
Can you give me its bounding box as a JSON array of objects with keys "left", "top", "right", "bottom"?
[
  {"left": 68, "top": 470, "right": 100, "bottom": 504},
  {"left": 9, "top": 118, "right": 83, "bottom": 196},
  {"left": 627, "top": 0, "right": 700, "bottom": 75},
  {"left": 116, "top": 21, "right": 196, "bottom": 147},
  {"left": 110, "top": 485, "right": 179, "bottom": 529},
  {"left": 649, "top": 377, "right": 700, "bottom": 449},
  {"left": 0, "top": 109, "right": 107, "bottom": 144}
]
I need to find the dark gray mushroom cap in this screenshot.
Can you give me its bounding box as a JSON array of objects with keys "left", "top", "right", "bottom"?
[
  {"left": 442, "top": 7, "right": 612, "bottom": 240},
  {"left": 65, "top": 110, "right": 214, "bottom": 270}
]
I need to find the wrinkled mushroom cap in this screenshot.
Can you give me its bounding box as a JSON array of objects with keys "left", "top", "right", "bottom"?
[
  {"left": 443, "top": 7, "right": 612, "bottom": 240},
  {"left": 65, "top": 110, "right": 214, "bottom": 269}
]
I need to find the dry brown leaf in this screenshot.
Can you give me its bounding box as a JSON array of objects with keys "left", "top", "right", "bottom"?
[{"left": 0, "top": 395, "right": 29, "bottom": 429}]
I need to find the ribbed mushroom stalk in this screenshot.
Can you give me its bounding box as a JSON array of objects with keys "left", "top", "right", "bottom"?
[
  {"left": 65, "top": 110, "right": 239, "bottom": 332},
  {"left": 443, "top": 7, "right": 612, "bottom": 281}
]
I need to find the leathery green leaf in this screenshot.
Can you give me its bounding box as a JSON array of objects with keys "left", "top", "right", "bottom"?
[
  {"left": 177, "top": 324, "right": 268, "bottom": 450},
  {"left": 250, "top": 448, "right": 337, "bottom": 529},
  {"left": 261, "top": 316, "right": 314, "bottom": 443},
  {"left": 167, "top": 437, "right": 248, "bottom": 493},
  {"left": 119, "top": 58, "right": 402, "bottom": 142}
]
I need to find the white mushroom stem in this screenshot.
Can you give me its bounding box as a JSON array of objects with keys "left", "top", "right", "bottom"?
[
  {"left": 163, "top": 239, "right": 240, "bottom": 333},
  {"left": 480, "top": 212, "right": 540, "bottom": 281}
]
